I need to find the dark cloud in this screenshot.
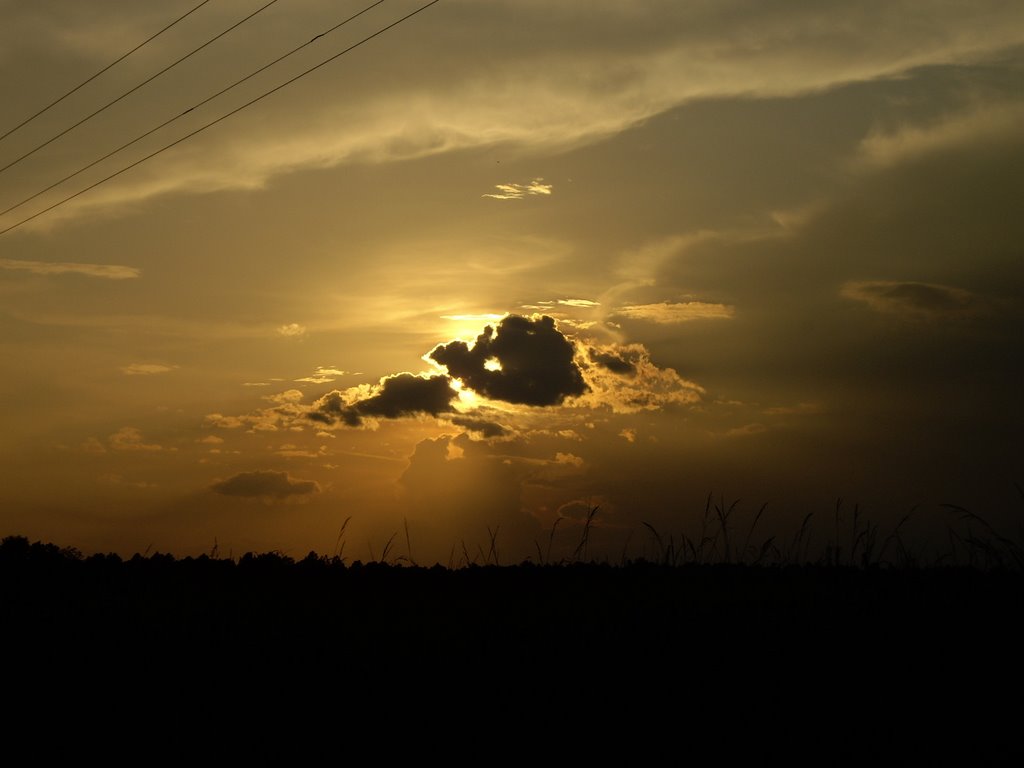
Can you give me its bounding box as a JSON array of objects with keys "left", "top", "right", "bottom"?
[
  {"left": 588, "top": 349, "right": 636, "bottom": 376},
  {"left": 556, "top": 499, "right": 606, "bottom": 521},
  {"left": 310, "top": 373, "right": 458, "bottom": 427},
  {"left": 209, "top": 470, "right": 320, "bottom": 499},
  {"left": 430, "top": 315, "right": 588, "bottom": 406},
  {"left": 450, "top": 416, "right": 508, "bottom": 438},
  {"left": 841, "top": 280, "right": 982, "bottom": 319}
]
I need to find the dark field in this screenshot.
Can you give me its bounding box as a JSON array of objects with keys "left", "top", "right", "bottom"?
[{"left": 3, "top": 535, "right": 1022, "bottom": 759}]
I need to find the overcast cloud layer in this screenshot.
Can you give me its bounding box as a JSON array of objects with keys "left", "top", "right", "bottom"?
[{"left": 1, "top": 0, "right": 1022, "bottom": 226}]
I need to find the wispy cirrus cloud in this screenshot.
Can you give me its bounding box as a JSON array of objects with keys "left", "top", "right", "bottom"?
[
  {"left": 295, "top": 366, "right": 352, "bottom": 384},
  {"left": 0, "top": 259, "right": 139, "bottom": 279},
  {"left": 121, "top": 363, "right": 176, "bottom": 376},
  {"left": 612, "top": 301, "right": 735, "bottom": 323},
  {"left": 482, "top": 178, "right": 553, "bottom": 200}
]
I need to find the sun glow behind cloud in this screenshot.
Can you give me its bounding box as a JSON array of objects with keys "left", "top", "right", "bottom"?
[{"left": 438, "top": 313, "right": 508, "bottom": 345}]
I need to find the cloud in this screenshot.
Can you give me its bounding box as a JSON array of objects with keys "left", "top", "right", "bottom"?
[
  {"left": 121, "top": 363, "right": 175, "bottom": 376},
  {"left": 589, "top": 349, "right": 636, "bottom": 376},
  {"left": 309, "top": 373, "right": 458, "bottom": 427},
  {"left": 204, "top": 414, "right": 249, "bottom": 429},
  {"left": 206, "top": 319, "right": 706, "bottom": 445},
  {"left": 450, "top": 415, "right": 509, "bottom": 438},
  {"left": 430, "top": 315, "right": 588, "bottom": 406},
  {"left": 209, "top": 470, "right": 320, "bottom": 499},
  {"left": 264, "top": 389, "right": 305, "bottom": 405},
  {"left": 295, "top": 366, "right": 351, "bottom": 384},
  {"left": 613, "top": 301, "right": 735, "bottom": 323},
  {"left": 108, "top": 427, "right": 162, "bottom": 452},
  {"left": 205, "top": 375, "right": 458, "bottom": 436},
  {"left": 80, "top": 437, "right": 107, "bottom": 454},
  {"left": 556, "top": 499, "right": 606, "bottom": 521},
  {"left": 724, "top": 423, "right": 768, "bottom": 438},
  {"left": 554, "top": 452, "right": 584, "bottom": 468},
  {"left": 558, "top": 299, "right": 600, "bottom": 308},
  {"left": 204, "top": 399, "right": 302, "bottom": 433},
  {"left": 0, "top": 259, "right": 140, "bottom": 279},
  {"left": 274, "top": 443, "right": 328, "bottom": 459},
  {"left": 15, "top": 1, "right": 1024, "bottom": 228},
  {"left": 579, "top": 343, "right": 704, "bottom": 413},
  {"left": 277, "top": 323, "right": 306, "bottom": 338},
  {"left": 482, "top": 178, "right": 553, "bottom": 200},
  {"left": 840, "top": 280, "right": 984, "bottom": 319},
  {"left": 857, "top": 104, "right": 1024, "bottom": 169}
]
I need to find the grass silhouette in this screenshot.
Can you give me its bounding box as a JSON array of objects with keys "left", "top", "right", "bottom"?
[
  {"left": 3, "top": 490, "right": 1021, "bottom": 762},
  {"left": 3, "top": 486, "right": 1022, "bottom": 570}
]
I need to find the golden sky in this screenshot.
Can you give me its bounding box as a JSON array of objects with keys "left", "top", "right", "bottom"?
[{"left": 1, "top": 0, "right": 1022, "bottom": 562}]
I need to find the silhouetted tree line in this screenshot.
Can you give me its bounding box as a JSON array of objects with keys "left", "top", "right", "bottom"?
[
  {"left": 2, "top": 533, "right": 1021, "bottom": 761},
  {"left": 4, "top": 533, "right": 1021, "bottom": 639}
]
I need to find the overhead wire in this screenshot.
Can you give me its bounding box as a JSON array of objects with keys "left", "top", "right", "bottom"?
[
  {"left": 0, "top": 0, "right": 283, "bottom": 177},
  {"left": 0, "top": 0, "right": 213, "bottom": 144},
  {"left": 0, "top": 0, "right": 386, "bottom": 220},
  {"left": 0, "top": 0, "right": 441, "bottom": 238}
]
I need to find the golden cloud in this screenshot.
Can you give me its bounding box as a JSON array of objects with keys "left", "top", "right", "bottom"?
[{"left": 613, "top": 301, "right": 735, "bottom": 323}]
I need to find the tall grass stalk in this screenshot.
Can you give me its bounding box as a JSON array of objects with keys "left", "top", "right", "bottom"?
[
  {"left": 403, "top": 518, "right": 416, "bottom": 567},
  {"left": 486, "top": 526, "right": 500, "bottom": 566},
  {"left": 333, "top": 516, "right": 351, "bottom": 561},
  {"left": 572, "top": 506, "right": 599, "bottom": 562}
]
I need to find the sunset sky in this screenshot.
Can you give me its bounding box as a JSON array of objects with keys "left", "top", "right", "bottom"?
[{"left": 1, "top": 0, "right": 1022, "bottom": 562}]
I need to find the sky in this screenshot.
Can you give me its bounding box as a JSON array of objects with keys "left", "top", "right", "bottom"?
[{"left": 1, "top": 0, "right": 1022, "bottom": 563}]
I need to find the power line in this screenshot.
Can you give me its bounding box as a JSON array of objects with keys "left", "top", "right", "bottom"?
[
  {"left": 0, "top": 0, "right": 213, "bottom": 144},
  {"left": 0, "top": 0, "right": 441, "bottom": 237},
  {"left": 0, "top": 0, "right": 283, "bottom": 177},
  {"left": 0, "top": 0, "right": 386, "bottom": 220}
]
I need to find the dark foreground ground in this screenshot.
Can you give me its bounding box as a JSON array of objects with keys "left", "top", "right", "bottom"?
[{"left": 2, "top": 536, "right": 1022, "bottom": 761}]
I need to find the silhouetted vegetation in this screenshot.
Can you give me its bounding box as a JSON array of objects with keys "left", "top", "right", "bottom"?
[{"left": 2, "top": 521, "right": 1021, "bottom": 759}]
